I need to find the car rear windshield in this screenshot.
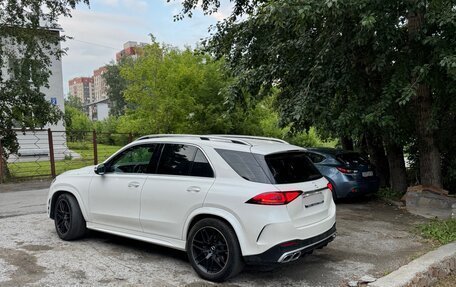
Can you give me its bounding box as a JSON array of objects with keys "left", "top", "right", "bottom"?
[
  {"left": 336, "top": 152, "right": 369, "bottom": 166},
  {"left": 265, "top": 152, "right": 322, "bottom": 184}
]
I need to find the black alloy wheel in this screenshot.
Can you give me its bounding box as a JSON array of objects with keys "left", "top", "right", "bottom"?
[
  {"left": 55, "top": 197, "right": 71, "bottom": 236},
  {"left": 187, "top": 218, "right": 244, "bottom": 282},
  {"left": 191, "top": 226, "right": 229, "bottom": 274}
]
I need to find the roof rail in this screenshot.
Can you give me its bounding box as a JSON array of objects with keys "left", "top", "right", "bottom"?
[
  {"left": 209, "top": 135, "right": 289, "bottom": 144},
  {"left": 135, "top": 134, "right": 251, "bottom": 146},
  {"left": 136, "top": 134, "right": 196, "bottom": 141}
]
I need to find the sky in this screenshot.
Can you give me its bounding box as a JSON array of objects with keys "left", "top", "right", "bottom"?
[{"left": 58, "top": 0, "right": 230, "bottom": 94}]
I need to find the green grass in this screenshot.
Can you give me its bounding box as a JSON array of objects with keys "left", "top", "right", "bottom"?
[
  {"left": 376, "top": 187, "right": 405, "bottom": 201},
  {"left": 417, "top": 218, "right": 456, "bottom": 245},
  {"left": 7, "top": 142, "right": 122, "bottom": 180}
]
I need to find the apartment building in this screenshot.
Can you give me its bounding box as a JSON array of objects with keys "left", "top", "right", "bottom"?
[
  {"left": 116, "top": 41, "right": 147, "bottom": 62},
  {"left": 68, "top": 41, "right": 148, "bottom": 121},
  {"left": 92, "top": 66, "right": 108, "bottom": 102},
  {"left": 68, "top": 77, "right": 93, "bottom": 105}
]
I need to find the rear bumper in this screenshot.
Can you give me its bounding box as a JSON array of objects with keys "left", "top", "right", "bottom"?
[
  {"left": 336, "top": 178, "right": 379, "bottom": 198},
  {"left": 243, "top": 223, "right": 336, "bottom": 264}
]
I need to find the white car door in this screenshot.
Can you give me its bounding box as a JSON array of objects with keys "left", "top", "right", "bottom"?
[
  {"left": 140, "top": 144, "right": 215, "bottom": 239},
  {"left": 89, "top": 143, "right": 159, "bottom": 232}
]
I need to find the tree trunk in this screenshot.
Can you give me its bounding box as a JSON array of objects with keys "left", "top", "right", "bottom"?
[
  {"left": 386, "top": 142, "right": 408, "bottom": 194},
  {"left": 408, "top": 7, "right": 442, "bottom": 187},
  {"left": 340, "top": 136, "right": 354, "bottom": 151},
  {"left": 415, "top": 84, "right": 442, "bottom": 186},
  {"left": 365, "top": 133, "right": 390, "bottom": 188}
]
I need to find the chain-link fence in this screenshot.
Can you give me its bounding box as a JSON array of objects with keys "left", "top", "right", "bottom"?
[{"left": 0, "top": 129, "right": 134, "bottom": 183}]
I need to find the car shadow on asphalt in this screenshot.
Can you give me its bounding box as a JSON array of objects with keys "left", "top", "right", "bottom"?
[
  {"left": 84, "top": 230, "right": 190, "bottom": 263},
  {"left": 83, "top": 230, "right": 289, "bottom": 274}
]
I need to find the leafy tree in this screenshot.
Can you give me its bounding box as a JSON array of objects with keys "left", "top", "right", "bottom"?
[
  {"left": 0, "top": 0, "right": 89, "bottom": 177},
  {"left": 177, "top": 0, "right": 456, "bottom": 191},
  {"left": 64, "top": 97, "right": 92, "bottom": 141},
  {"left": 103, "top": 60, "right": 130, "bottom": 117},
  {"left": 65, "top": 95, "right": 84, "bottom": 110},
  {"left": 118, "top": 40, "right": 236, "bottom": 135}
]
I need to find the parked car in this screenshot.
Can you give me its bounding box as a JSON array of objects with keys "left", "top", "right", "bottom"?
[
  {"left": 305, "top": 148, "right": 379, "bottom": 200},
  {"left": 47, "top": 135, "right": 336, "bottom": 282}
]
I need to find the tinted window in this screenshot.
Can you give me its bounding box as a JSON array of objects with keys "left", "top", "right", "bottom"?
[
  {"left": 216, "top": 149, "right": 270, "bottom": 184},
  {"left": 190, "top": 150, "right": 214, "bottom": 178},
  {"left": 108, "top": 145, "right": 157, "bottom": 174},
  {"left": 306, "top": 152, "right": 326, "bottom": 163},
  {"left": 265, "top": 152, "right": 322, "bottom": 184},
  {"left": 336, "top": 152, "right": 369, "bottom": 166},
  {"left": 158, "top": 144, "right": 197, "bottom": 176}
]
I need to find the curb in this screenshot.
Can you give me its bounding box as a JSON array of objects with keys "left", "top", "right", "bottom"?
[{"left": 369, "top": 242, "right": 456, "bottom": 287}]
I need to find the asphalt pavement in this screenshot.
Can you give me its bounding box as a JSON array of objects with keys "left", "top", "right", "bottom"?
[{"left": 0, "top": 188, "right": 433, "bottom": 287}]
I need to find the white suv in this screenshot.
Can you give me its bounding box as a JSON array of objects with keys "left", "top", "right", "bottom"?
[{"left": 47, "top": 135, "right": 336, "bottom": 282}]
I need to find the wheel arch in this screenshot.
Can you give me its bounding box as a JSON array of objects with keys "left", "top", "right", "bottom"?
[
  {"left": 49, "top": 189, "right": 88, "bottom": 221},
  {"left": 183, "top": 208, "right": 248, "bottom": 255}
]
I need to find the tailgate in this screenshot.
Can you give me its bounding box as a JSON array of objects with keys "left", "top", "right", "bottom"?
[{"left": 275, "top": 176, "right": 332, "bottom": 228}]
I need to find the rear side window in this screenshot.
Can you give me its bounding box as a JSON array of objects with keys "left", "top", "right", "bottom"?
[
  {"left": 265, "top": 152, "right": 322, "bottom": 184},
  {"left": 158, "top": 144, "right": 197, "bottom": 176},
  {"left": 157, "top": 144, "right": 214, "bottom": 177},
  {"left": 306, "top": 152, "right": 326, "bottom": 163},
  {"left": 336, "top": 152, "right": 369, "bottom": 166},
  {"left": 190, "top": 150, "right": 214, "bottom": 178},
  {"left": 215, "top": 149, "right": 270, "bottom": 184}
]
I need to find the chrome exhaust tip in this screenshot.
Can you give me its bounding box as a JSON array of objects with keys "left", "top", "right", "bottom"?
[{"left": 280, "top": 251, "right": 301, "bottom": 263}]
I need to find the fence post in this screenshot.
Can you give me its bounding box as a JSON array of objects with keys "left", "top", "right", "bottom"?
[
  {"left": 47, "top": 128, "right": 56, "bottom": 178},
  {"left": 0, "top": 137, "right": 4, "bottom": 184},
  {"left": 93, "top": 130, "right": 98, "bottom": 165},
  {"left": 128, "top": 132, "right": 133, "bottom": 143}
]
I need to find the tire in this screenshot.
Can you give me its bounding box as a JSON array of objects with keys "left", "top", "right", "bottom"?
[
  {"left": 186, "top": 218, "right": 244, "bottom": 282},
  {"left": 54, "top": 193, "right": 87, "bottom": 240}
]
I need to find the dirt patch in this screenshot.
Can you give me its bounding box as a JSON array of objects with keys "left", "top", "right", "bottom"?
[
  {"left": 0, "top": 247, "right": 46, "bottom": 286},
  {"left": 21, "top": 244, "right": 53, "bottom": 252},
  {"left": 434, "top": 273, "right": 456, "bottom": 287}
]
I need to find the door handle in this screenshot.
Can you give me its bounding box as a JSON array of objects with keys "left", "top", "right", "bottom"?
[
  {"left": 128, "top": 182, "right": 140, "bottom": 188},
  {"left": 186, "top": 186, "right": 201, "bottom": 193}
]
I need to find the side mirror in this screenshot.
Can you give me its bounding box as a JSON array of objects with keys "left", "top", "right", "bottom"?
[{"left": 94, "top": 163, "right": 106, "bottom": 175}]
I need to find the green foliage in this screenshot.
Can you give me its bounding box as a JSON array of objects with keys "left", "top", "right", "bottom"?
[
  {"left": 103, "top": 60, "right": 129, "bottom": 117},
  {"left": 118, "top": 40, "right": 261, "bottom": 135},
  {"left": 0, "top": 0, "right": 89, "bottom": 158},
  {"left": 178, "top": 0, "right": 456, "bottom": 190},
  {"left": 417, "top": 219, "right": 456, "bottom": 245},
  {"left": 65, "top": 95, "right": 84, "bottom": 110},
  {"left": 287, "top": 128, "right": 336, "bottom": 148},
  {"left": 93, "top": 116, "right": 131, "bottom": 146},
  {"left": 64, "top": 105, "right": 92, "bottom": 141},
  {"left": 377, "top": 188, "right": 405, "bottom": 201}
]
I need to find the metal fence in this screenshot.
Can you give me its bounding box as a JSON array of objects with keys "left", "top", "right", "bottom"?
[{"left": 0, "top": 129, "right": 134, "bottom": 183}]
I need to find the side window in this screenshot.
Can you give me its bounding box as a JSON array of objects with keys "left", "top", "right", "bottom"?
[
  {"left": 306, "top": 152, "right": 325, "bottom": 163},
  {"left": 108, "top": 144, "right": 157, "bottom": 174},
  {"left": 157, "top": 144, "right": 197, "bottom": 176},
  {"left": 215, "top": 149, "right": 270, "bottom": 183},
  {"left": 190, "top": 150, "right": 214, "bottom": 178}
]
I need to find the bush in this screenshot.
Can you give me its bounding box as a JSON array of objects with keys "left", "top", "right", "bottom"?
[{"left": 417, "top": 219, "right": 456, "bottom": 245}]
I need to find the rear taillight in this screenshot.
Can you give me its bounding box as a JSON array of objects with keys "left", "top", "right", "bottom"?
[
  {"left": 246, "top": 191, "right": 302, "bottom": 205},
  {"left": 327, "top": 182, "right": 334, "bottom": 192},
  {"left": 336, "top": 167, "right": 357, "bottom": 174}
]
